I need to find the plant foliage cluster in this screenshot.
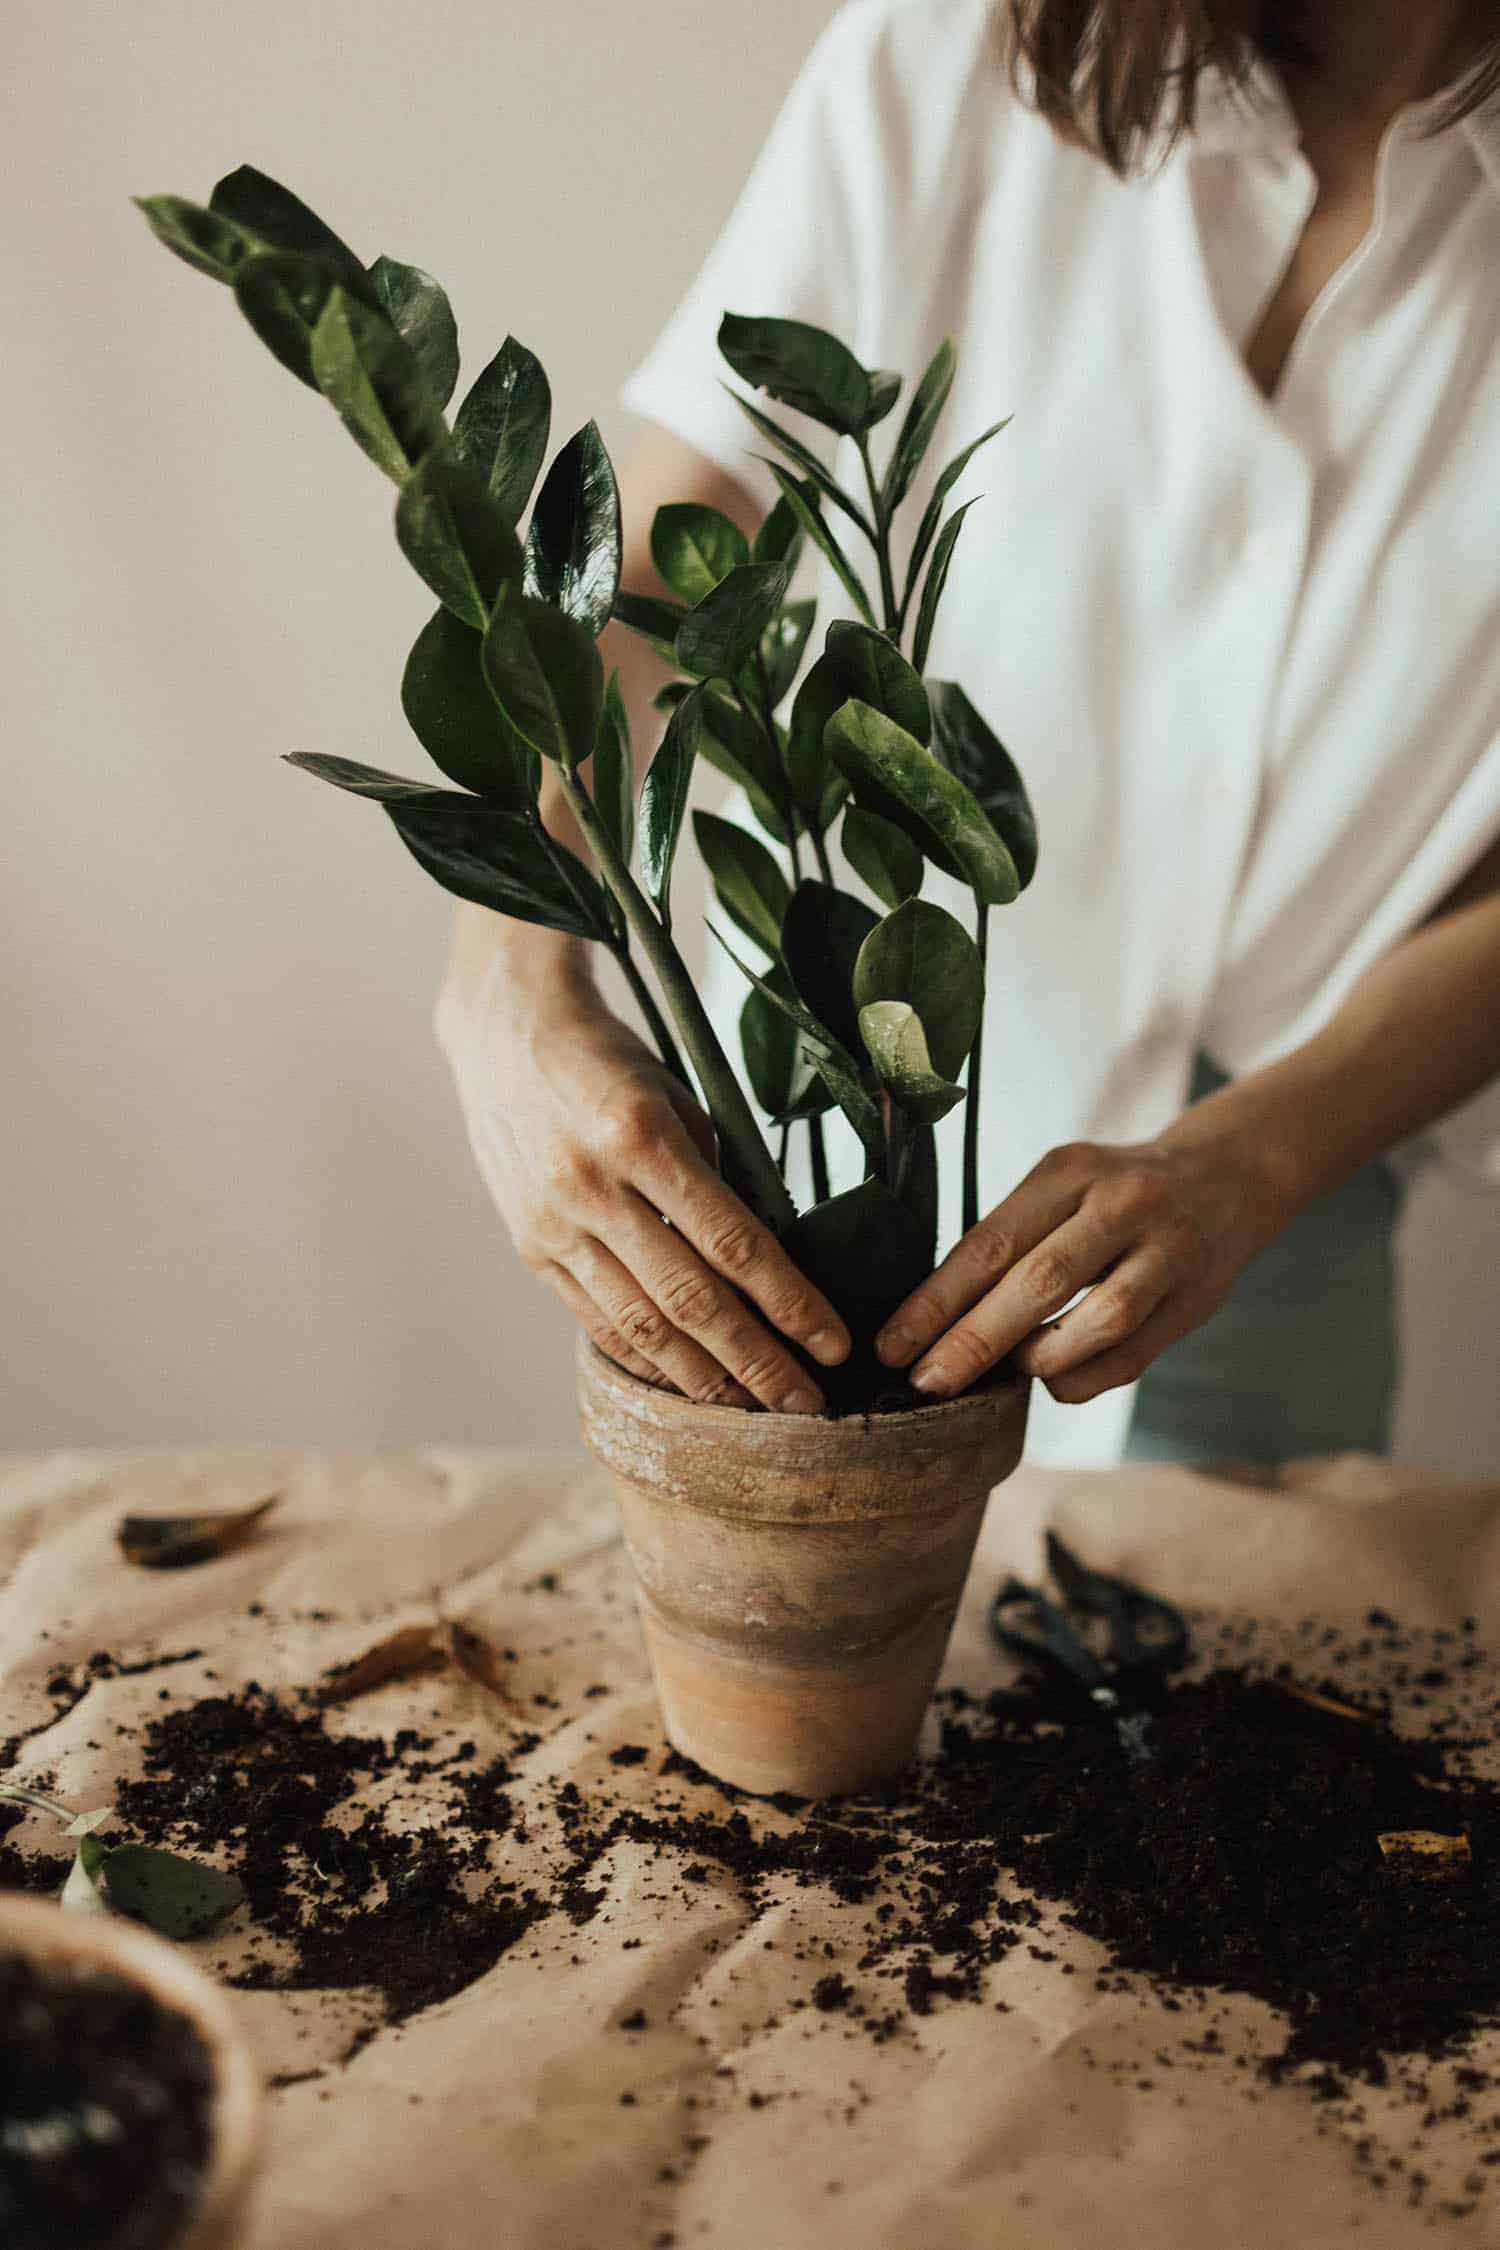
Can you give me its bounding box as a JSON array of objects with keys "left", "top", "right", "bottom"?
[{"left": 137, "top": 168, "right": 1038, "bottom": 1355}]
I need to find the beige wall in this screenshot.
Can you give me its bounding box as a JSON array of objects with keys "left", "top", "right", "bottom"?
[{"left": 4, "top": 2, "right": 1497, "bottom": 1471}]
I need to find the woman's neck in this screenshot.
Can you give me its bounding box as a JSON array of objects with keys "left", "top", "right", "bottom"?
[{"left": 1289, "top": 2, "right": 1474, "bottom": 123}]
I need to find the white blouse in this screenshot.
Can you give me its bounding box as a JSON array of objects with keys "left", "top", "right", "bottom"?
[{"left": 619, "top": 0, "right": 1500, "bottom": 1468}]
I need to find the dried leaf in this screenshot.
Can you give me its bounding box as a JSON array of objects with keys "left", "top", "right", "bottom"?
[
  {"left": 316, "top": 1624, "right": 446, "bottom": 1707},
  {"left": 118, "top": 1493, "right": 280, "bottom": 1570},
  {"left": 444, "top": 1622, "right": 520, "bottom": 1709},
  {"left": 1377, "top": 1829, "right": 1472, "bottom": 1873},
  {"left": 1280, "top": 1684, "right": 1374, "bottom": 1725}
]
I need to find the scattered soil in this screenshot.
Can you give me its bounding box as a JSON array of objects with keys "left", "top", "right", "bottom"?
[{"left": 0, "top": 1949, "right": 213, "bottom": 2250}]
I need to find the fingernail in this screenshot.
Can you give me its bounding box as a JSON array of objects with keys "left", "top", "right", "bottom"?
[
  {"left": 779, "top": 1387, "right": 824, "bottom": 1417},
  {"left": 806, "top": 1326, "right": 850, "bottom": 1367},
  {"left": 910, "top": 1362, "right": 948, "bottom": 1397},
  {"left": 877, "top": 1326, "right": 914, "bottom": 1367}
]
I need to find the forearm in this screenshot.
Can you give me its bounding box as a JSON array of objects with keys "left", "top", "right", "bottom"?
[{"left": 1159, "top": 833, "right": 1500, "bottom": 1227}]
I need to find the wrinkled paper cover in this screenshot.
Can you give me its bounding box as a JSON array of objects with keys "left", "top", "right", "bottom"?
[{"left": 3, "top": 1444, "right": 1500, "bottom": 2249}]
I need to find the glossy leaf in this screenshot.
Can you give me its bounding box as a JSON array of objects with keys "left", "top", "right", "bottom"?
[
  {"left": 904, "top": 416, "right": 1011, "bottom": 620},
  {"left": 826, "top": 700, "right": 1020, "bottom": 906},
  {"left": 285, "top": 752, "right": 468, "bottom": 805},
  {"left": 912, "top": 496, "right": 980, "bottom": 674},
  {"left": 209, "top": 165, "right": 363, "bottom": 277},
  {"left": 724, "top": 385, "right": 873, "bottom": 539},
  {"left": 842, "top": 805, "right": 922, "bottom": 908},
  {"left": 451, "top": 336, "right": 552, "bottom": 525},
  {"left": 759, "top": 598, "right": 816, "bottom": 708},
  {"left": 675, "top": 562, "right": 789, "bottom": 682},
  {"left": 824, "top": 620, "right": 930, "bottom": 742},
  {"left": 780, "top": 879, "right": 879, "bottom": 1057},
  {"left": 929, "top": 679, "right": 1038, "bottom": 889},
  {"left": 719, "top": 312, "right": 876, "bottom": 437},
  {"left": 781, "top": 1177, "right": 933, "bottom": 1344},
  {"left": 882, "top": 337, "right": 956, "bottom": 515},
  {"left": 594, "top": 672, "right": 635, "bottom": 865},
  {"left": 367, "top": 254, "right": 460, "bottom": 410},
  {"left": 481, "top": 583, "right": 604, "bottom": 768},
  {"left": 395, "top": 451, "right": 524, "bottom": 629},
  {"left": 751, "top": 493, "right": 807, "bottom": 570},
  {"left": 761, "top": 465, "right": 876, "bottom": 629},
  {"left": 387, "top": 799, "right": 610, "bottom": 937},
  {"left": 739, "top": 968, "right": 829, "bottom": 1120},
  {"left": 639, "top": 683, "right": 706, "bottom": 927},
  {"left": 117, "top": 1494, "right": 279, "bottom": 1570},
  {"left": 309, "top": 286, "right": 447, "bottom": 483},
  {"left": 858, "top": 1001, "right": 965, "bottom": 1123},
  {"left": 663, "top": 684, "right": 792, "bottom": 845},
  {"left": 133, "top": 193, "right": 264, "bottom": 284},
  {"left": 612, "top": 589, "right": 687, "bottom": 667},
  {"left": 233, "top": 250, "right": 375, "bottom": 388},
  {"left": 693, "top": 811, "right": 790, "bottom": 955},
  {"left": 402, "top": 605, "right": 538, "bottom": 806},
  {"left": 853, "top": 896, "right": 983, "bottom": 1078},
  {"left": 102, "top": 1846, "right": 246, "bottom": 1940},
  {"left": 864, "top": 370, "right": 902, "bottom": 428},
  {"left": 523, "top": 421, "right": 622, "bottom": 637},
  {"left": 711, "top": 927, "right": 882, "bottom": 1164},
  {"left": 650, "top": 504, "right": 749, "bottom": 606}
]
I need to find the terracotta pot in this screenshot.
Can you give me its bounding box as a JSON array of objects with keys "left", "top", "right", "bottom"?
[
  {"left": 577, "top": 1337, "right": 1030, "bottom": 1797},
  {"left": 0, "top": 1892, "right": 263, "bottom": 2250}
]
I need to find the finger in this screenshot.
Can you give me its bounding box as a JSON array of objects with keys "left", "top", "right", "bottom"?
[
  {"left": 568, "top": 1239, "right": 760, "bottom": 1411},
  {"left": 608, "top": 1191, "right": 827, "bottom": 1416},
  {"left": 1042, "top": 1293, "right": 1194, "bottom": 1406},
  {"left": 908, "top": 1200, "right": 1138, "bottom": 1400},
  {"left": 875, "top": 1161, "right": 1089, "bottom": 1369},
  {"left": 1013, "top": 1244, "right": 1174, "bottom": 1380},
  {"left": 631, "top": 1126, "right": 851, "bottom": 1370},
  {"left": 544, "top": 1263, "right": 673, "bottom": 1390}
]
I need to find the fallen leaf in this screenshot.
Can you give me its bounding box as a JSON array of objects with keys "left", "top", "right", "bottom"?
[
  {"left": 102, "top": 1844, "right": 247, "bottom": 1937},
  {"left": 444, "top": 1622, "right": 521, "bottom": 1709},
  {"left": 316, "top": 1624, "right": 447, "bottom": 1706},
  {"left": 1377, "top": 1829, "right": 1472, "bottom": 1873},
  {"left": 118, "top": 1494, "right": 280, "bottom": 1570},
  {"left": 1280, "top": 1684, "right": 1374, "bottom": 1725}
]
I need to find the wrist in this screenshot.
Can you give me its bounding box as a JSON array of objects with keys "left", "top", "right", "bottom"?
[
  {"left": 1152, "top": 1069, "right": 1315, "bottom": 1249},
  {"left": 437, "top": 904, "right": 603, "bottom": 1048}
]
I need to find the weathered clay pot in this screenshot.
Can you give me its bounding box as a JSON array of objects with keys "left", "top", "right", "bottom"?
[
  {"left": 577, "top": 1337, "right": 1030, "bottom": 1797},
  {"left": 0, "top": 1892, "right": 264, "bottom": 2250}
]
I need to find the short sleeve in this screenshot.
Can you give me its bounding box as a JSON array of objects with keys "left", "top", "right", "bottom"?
[{"left": 617, "top": 1, "right": 901, "bottom": 511}]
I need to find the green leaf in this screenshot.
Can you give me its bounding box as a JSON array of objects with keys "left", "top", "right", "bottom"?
[
  {"left": 718, "top": 312, "right": 878, "bottom": 437},
  {"left": 650, "top": 504, "right": 750, "bottom": 606},
  {"left": 308, "top": 286, "right": 447, "bottom": 483},
  {"left": 612, "top": 590, "right": 687, "bottom": 667},
  {"left": 664, "top": 685, "right": 792, "bottom": 845},
  {"left": 780, "top": 879, "right": 879, "bottom": 1057},
  {"left": 826, "top": 700, "right": 1019, "bottom": 906},
  {"left": 65, "top": 1807, "right": 116, "bottom": 1839},
  {"left": 676, "top": 562, "right": 789, "bottom": 682},
  {"left": 912, "top": 496, "right": 980, "bottom": 675},
  {"left": 395, "top": 451, "right": 524, "bottom": 629},
  {"left": 386, "top": 800, "right": 611, "bottom": 936},
  {"left": 285, "top": 752, "right": 470, "bottom": 805},
  {"left": 367, "top": 254, "right": 460, "bottom": 411},
  {"left": 761, "top": 466, "right": 876, "bottom": 630},
  {"left": 693, "top": 811, "right": 790, "bottom": 955},
  {"left": 61, "top": 1833, "right": 108, "bottom": 1916},
  {"left": 639, "top": 683, "right": 706, "bottom": 926},
  {"left": 857, "top": 1001, "right": 965, "bottom": 1123},
  {"left": 594, "top": 672, "right": 635, "bottom": 865},
  {"left": 759, "top": 598, "right": 816, "bottom": 708},
  {"left": 781, "top": 1178, "right": 933, "bottom": 1344},
  {"left": 751, "top": 494, "right": 807, "bottom": 570},
  {"left": 402, "top": 606, "right": 538, "bottom": 806},
  {"left": 209, "top": 165, "right": 364, "bottom": 277},
  {"left": 882, "top": 337, "right": 956, "bottom": 515},
  {"left": 739, "top": 967, "right": 829, "bottom": 1120},
  {"left": 929, "top": 680, "right": 1038, "bottom": 890},
  {"left": 864, "top": 370, "right": 902, "bottom": 428},
  {"left": 523, "top": 421, "right": 622, "bottom": 637},
  {"left": 133, "top": 193, "right": 264, "bottom": 284},
  {"left": 723, "top": 385, "right": 874, "bottom": 540},
  {"left": 711, "top": 927, "right": 881, "bottom": 1163},
  {"left": 823, "top": 620, "right": 930, "bottom": 742},
  {"left": 101, "top": 1845, "right": 247, "bottom": 1940},
  {"left": 233, "top": 250, "right": 375, "bottom": 388},
  {"left": 481, "top": 583, "right": 604, "bottom": 767},
  {"left": 452, "top": 336, "right": 552, "bottom": 526},
  {"left": 904, "top": 416, "right": 1011, "bottom": 622},
  {"left": 842, "top": 805, "right": 923, "bottom": 908},
  {"left": 853, "top": 896, "right": 983, "bottom": 1078}
]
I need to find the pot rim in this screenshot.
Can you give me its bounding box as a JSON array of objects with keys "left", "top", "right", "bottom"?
[{"left": 0, "top": 1891, "right": 263, "bottom": 2250}]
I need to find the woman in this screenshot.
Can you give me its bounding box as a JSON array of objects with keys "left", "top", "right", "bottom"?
[{"left": 437, "top": 0, "right": 1500, "bottom": 1470}]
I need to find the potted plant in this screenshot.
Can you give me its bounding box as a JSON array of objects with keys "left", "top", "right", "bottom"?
[{"left": 135, "top": 167, "right": 1039, "bottom": 1795}]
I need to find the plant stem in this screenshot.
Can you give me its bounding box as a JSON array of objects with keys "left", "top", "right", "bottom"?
[
  {"left": 559, "top": 767, "right": 795, "bottom": 1235},
  {"left": 777, "top": 1121, "right": 791, "bottom": 1176},
  {"left": 857, "top": 436, "right": 900, "bottom": 638},
  {"left": 0, "top": 1785, "right": 73, "bottom": 1826},
  {"left": 963, "top": 907, "right": 989, "bottom": 1235},
  {"left": 811, "top": 826, "right": 835, "bottom": 886},
  {"left": 613, "top": 942, "right": 691, "bottom": 1088},
  {"left": 809, "top": 1113, "right": 831, "bottom": 1203}
]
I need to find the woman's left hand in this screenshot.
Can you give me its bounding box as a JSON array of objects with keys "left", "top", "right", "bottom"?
[{"left": 874, "top": 1128, "right": 1293, "bottom": 1405}]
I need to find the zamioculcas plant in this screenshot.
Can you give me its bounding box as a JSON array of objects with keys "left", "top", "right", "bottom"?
[{"left": 134, "top": 166, "right": 1037, "bottom": 1394}]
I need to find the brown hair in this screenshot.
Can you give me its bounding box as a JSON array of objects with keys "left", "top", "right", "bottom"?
[{"left": 1001, "top": 3, "right": 1500, "bottom": 173}]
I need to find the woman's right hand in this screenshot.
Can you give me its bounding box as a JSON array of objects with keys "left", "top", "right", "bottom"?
[{"left": 436, "top": 921, "right": 851, "bottom": 1414}]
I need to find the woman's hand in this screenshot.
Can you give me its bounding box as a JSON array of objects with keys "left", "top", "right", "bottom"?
[
  {"left": 874, "top": 1128, "right": 1291, "bottom": 1405},
  {"left": 437, "top": 944, "right": 850, "bottom": 1414}
]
